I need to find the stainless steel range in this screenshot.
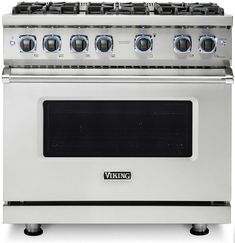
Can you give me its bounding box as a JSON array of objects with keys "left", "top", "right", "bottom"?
[{"left": 2, "top": 2, "right": 233, "bottom": 236}]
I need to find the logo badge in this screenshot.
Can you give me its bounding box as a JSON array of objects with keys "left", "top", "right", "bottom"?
[{"left": 104, "top": 171, "right": 131, "bottom": 180}]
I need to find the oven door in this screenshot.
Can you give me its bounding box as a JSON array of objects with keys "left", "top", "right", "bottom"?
[{"left": 3, "top": 68, "right": 232, "bottom": 202}]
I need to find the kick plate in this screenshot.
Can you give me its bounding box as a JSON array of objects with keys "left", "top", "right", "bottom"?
[{"left": 3, "top": 204, "right": 231, "bottom": 224}]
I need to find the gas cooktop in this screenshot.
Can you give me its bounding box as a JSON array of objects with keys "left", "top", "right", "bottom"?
[{"left": 12, "top": 2, "right": 224, "bottom": 15}]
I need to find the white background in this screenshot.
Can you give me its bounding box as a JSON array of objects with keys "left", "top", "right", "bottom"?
[{"left": 0, "top": 0, "right": 234, "bottom": 242}]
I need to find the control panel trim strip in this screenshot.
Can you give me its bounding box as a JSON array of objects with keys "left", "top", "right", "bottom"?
[{"left": 2, "top": 15, "right": 233, "bottom": 27}]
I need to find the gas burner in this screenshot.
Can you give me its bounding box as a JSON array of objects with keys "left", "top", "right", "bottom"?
[
  {"left": 187, "top": 3, "right": 224, "bottom": 15},
  {"left": 86, "top": 2, "right": 149, "bottom": 15},
  {"left": 86, "top": 2, "right": 118, "bottom": 15},
  {"left": 46, "top": 2, "right": 80, "bottom": 14},
  {"left": 154, "top": 2, "right": 224, "bottom": 15},
  {"left": 12, "top": 2, "right": 47, "bottom": 14},
  {"left": 12, "top": 2, "right": 80, "bottom": 14},
  {"left": 154, "top": 3, "right": 188, "bottom": 15},
  {"left": 118, "top": 2, "right": 150, "bottom": 15},
  {"left": 12, "top": 2, "right": 224, "bottom": 15}
]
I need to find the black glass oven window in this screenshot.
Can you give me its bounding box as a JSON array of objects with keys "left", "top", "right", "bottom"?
[{"left": 43, "top": 101, "right": 192, "bottom": 157}]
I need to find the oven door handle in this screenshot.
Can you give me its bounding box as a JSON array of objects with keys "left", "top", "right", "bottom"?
[{"left": 2, "top": 67, "right": 234, "bottom": 84}]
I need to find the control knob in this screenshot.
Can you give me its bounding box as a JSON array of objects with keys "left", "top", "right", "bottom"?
[
  {"left": 19, "top": 35, "right": 36, "bottom": 52},
  {"left": 135, "top": 35, "right": 152, "bottom": 52},
  {"left": 71, "top": 35, "right": 88, "bottom": 52},
  {"left": 174, "top": 35, "right": 191, "bottom": 53},
  {"left": 44, "top": 35, "right": 61, "bottom": 52},
  {"left": 199, "top": 36, "right": 216, "bottom": 53},
  {"left": 96, "top": 35, "right": 113, "bottom": 53}
]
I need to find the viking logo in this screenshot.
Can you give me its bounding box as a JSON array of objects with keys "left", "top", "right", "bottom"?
[{"left": 104, "top": 171, "right": 131, "bottom": 180}]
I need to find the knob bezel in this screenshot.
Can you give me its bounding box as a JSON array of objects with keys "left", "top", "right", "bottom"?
[
  {"left": 173, "top": 35, "right": 192, "bottom": 53},
  {"left": 199, "top": 35, "right": 217, "bottom": 54},
  {"left": 134, "top": 35, "right": 153, "bottom": 53},
  {"left": 95, "top": 35, "right": 113, "bottom": 53},
  {"left": 70, "top": 35, "right": 89, "bottom": 53},
  {"left": 19, "top": 35, "right": 37, "bottom": 53},
  {"left": 43, "top": 35, "right": 61, "bottom": 53}
]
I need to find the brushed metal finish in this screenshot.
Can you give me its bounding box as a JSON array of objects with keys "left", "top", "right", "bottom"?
[
  {"left": 2, "top": 67, "right": 233, "bottom": 83},
  {"left": 2, "top": 8, "right": 233, "bottom": 227},
  {"left": 3, "top": 79, "right": 231, "bottom": 202},
  {"left": 2, "top": 14, "right": 233, "bottom": 27},
  {"left": 3, "top": 205, "right": 231, "bottom": 224},
  {"left": 3, "top": 27, "right": 231, "bottom": 66}
]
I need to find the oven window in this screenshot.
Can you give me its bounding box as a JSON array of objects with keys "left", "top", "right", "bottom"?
[{"left": 43, "top": 101, "right": 192, "bottom": 157}]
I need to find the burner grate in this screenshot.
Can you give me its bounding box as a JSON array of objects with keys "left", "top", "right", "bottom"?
[
  {"left": 188, "top": 3, "right": 224, "bottom": 15},
  {"left": 154, "top": 2, "right": 224, "bottom": 15},
  {"left": 47, "top": 2, "right": 80, "bottom": 14},
  {"left": 118, "top": 2, "right": 150, "bottom": 15},
  {"left": 86, "top": 2, "right": 118, "bottom": 15},
  {"left": 12, "top": 2, "right": 225, "bottom": 15},
  {"left": 12, "top": 2, "right": 80, "bottom": 14},
  {"left": 12, "top": 2, "right": 47, "bottom": 14},
  {"left": 86, "top": 2, "right": 149, "bottom": 15}
]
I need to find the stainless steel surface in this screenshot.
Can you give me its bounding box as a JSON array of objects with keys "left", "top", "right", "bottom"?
[
  {"left": 2, "top": 67, "right": 233, "bottom": 83},
  {"left": 3, "top": 205, "right": 231, "bottom": 224},
  {"left": 3, "top": 27, "right": 232, "bottom": 66},
  {"left": 2, "top": 14, "right": 233, "bottom": 26},
  {"left": 2, "top": 1, "right": 233, "bottom": 231},
  {"left": 3, "top": 79, "right": 232, "bottom": 202}
]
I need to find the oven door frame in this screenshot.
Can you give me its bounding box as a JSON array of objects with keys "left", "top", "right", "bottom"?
[{"left": 3, "top": 68, "right": 233, "bottom": 202}]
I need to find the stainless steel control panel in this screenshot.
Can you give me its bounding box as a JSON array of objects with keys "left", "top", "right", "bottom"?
[{"left": 4, "top": 27, "right": 231, "bottom": 66}]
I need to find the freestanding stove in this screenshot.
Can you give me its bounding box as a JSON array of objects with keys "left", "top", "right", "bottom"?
[{"left": 2, "top": 2, "right": 233, "bottom": 236}]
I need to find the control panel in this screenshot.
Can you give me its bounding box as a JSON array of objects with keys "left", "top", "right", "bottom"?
[
  {"left": 17, "top": 34, "right": 219, "bottom": 55},
  {"left": 3, "top": 27, "right": 231, "bottom": 66}
]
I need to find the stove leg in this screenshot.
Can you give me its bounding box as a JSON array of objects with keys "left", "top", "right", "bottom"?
[
  {"left": 190, "top": 224, "right": 209, "bottom": 236},
  {"left": 24, "top": 224, "right": 43, "bottom": 236}
]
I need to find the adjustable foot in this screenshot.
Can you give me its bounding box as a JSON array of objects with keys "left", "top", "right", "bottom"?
[
  {"left": 24, "top": 224, "right": 43, "bottom": 236},
  {"left": 190, "top": 224, "right": 209, "bottom": 236}
]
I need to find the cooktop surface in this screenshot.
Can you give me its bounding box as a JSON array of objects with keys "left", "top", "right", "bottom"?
[{"left": 12, "top": 2, "right": 224, "bottom": 15}]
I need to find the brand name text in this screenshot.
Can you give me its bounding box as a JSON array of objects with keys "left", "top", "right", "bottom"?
[{"left": 104, "top": 171, "right": 131, "bottom": 180}]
